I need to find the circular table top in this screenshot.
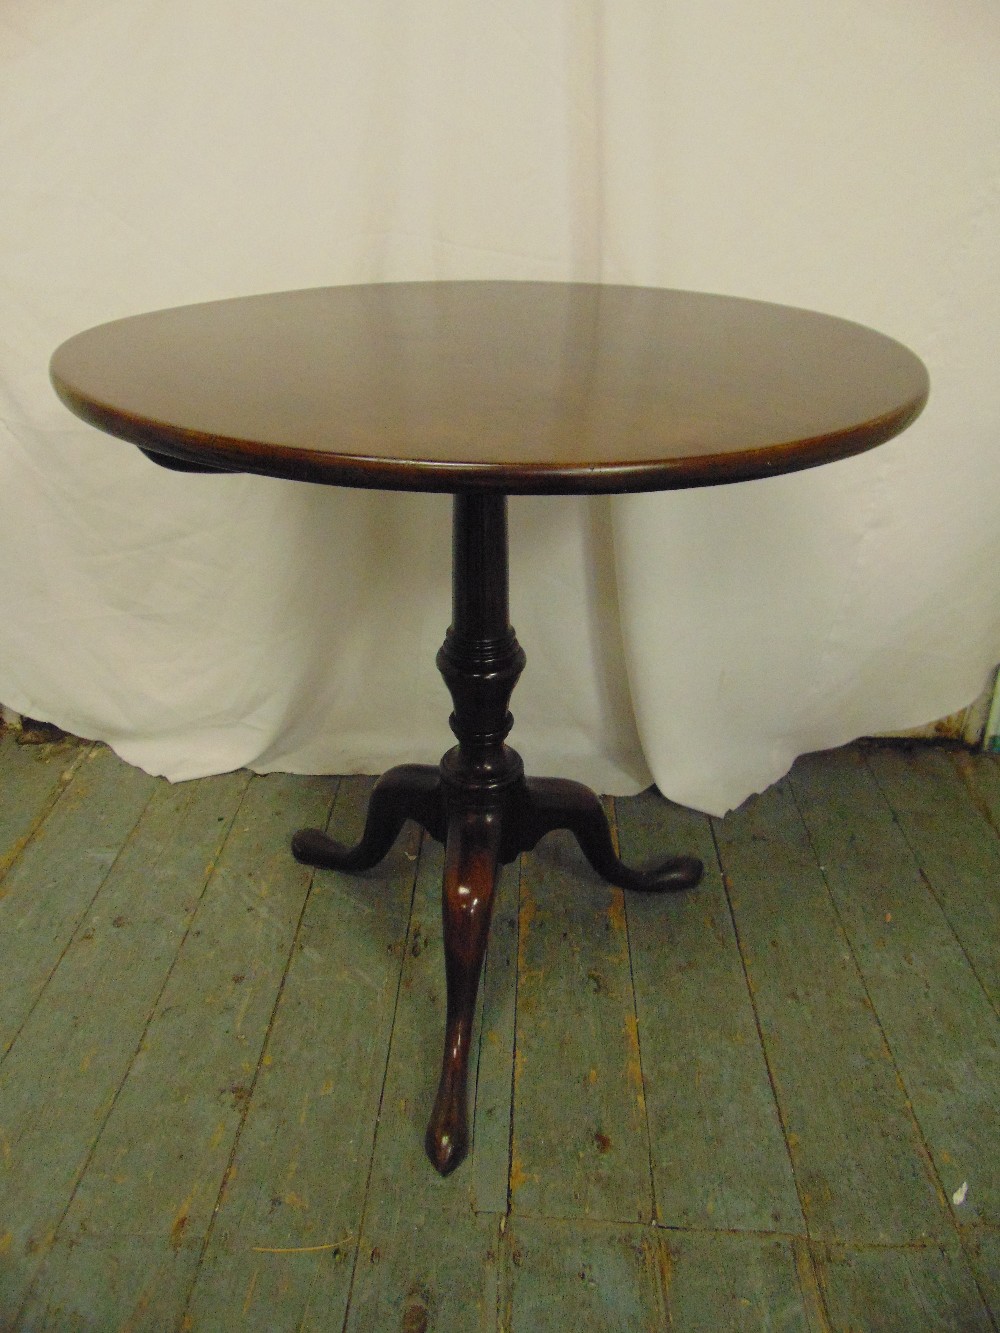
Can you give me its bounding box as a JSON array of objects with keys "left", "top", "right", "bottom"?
[{"left": 50, "top": 281, "right": 928, "bottom": 495}]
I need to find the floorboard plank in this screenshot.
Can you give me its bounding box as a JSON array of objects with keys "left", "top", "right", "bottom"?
[
  {"left": 0, "top": 768, "right": 250, "bottom": 1325},
  {"left": 498, "top": 1216, "right": 666, "bottom": 1332},
  {"left": 964, "top": 1228, "right": 1000, "bottom": 1319},
  {"left": 866, "top": 746, "right": 1000, "bottom": 1011},
  {"left": 660, "top": 1230, "right": 826, "bottom": 1331},
  {"left": 952, "top": 750, "right": 1000, "bottom": 837},
  {"left": 713, "top": 779, "right": 947, "bottom": 1245},
  {"left": 814, "top": 1240, "right": 994, "bottom": 1332},
  {"left": 181, "top": 776, "right": 419, "bottom": 1332},
  {"left": 3, "top": 741, "right": 998, "bottom": 1329},
  {"left": 617, "top": 788, "right": 803, "bottom": 1233},
  {"left": 791, "top": 747, "right": 1000, "bottom": 1231},
  {"left": 510, "top": 831, "right": 652, "bottom": 1224},
  {"left": 14, "top": 772, "right": 333, "bottom": 1331},
  {"left": 345, "top": 1211, "right": 501, "bottom": 1333},
  {"left": 0, "top": 731, "right": 89, "bottom": 880},
  {"left": 0, "top": 745, "right": 158, "bottom": 1056}
]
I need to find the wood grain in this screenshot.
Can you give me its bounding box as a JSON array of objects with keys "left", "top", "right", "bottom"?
[
  {"left": 616, "top": 788, "right": 802, "bottom": 1232},
  {"left": 510, "top": 829, "right": 652, "bottom": 1223},
  {"left": 0, "top": 768, "right": 250, "bottom": 1319},
  {"left": 791, "top": 747, "right": 1000, "bottom": 1231},
  {"left": 50, "top": 282, "right": 929, "bottom": 495},
  {"left": 4, "top": 743, "right": 999, "bottom": 1330},
  {"left": 866, "top": 746, "right": 1000, "bottom": 1010},
  {"left": 660, "top": 1230, "right": 824, "bottom": 1331},
  {"left": 498, "top": 1217, "right": 667, "bottom": 1332},
  {"left": 966, "top": 1230, "right": 1000, "bottom": 1317},
  {"left": 814, "top": 1240, "right": 993, "bottom": 1332},
  {"left": 0, "top": 744, "right": 158, "bottom": 1056},
  {"left": 182, "top": 777, "right": 418, "bottom": 1330},
  {"left": 712, "top": 778, "right": 947, "bottom": 1244},
  {"left": 15, "top": 772, "right": 333, "bottom": 1329},
  {"left": 0, "top": 731, "right": 89, "bottom": 882}
]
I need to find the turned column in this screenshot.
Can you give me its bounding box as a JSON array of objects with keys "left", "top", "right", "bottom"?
[{"left": 436, "top": 491, "right": 526, "bottom": 797}]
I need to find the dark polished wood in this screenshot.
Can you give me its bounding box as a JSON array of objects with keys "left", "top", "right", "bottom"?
[
  {"left": 49, "top": 281, "right": 929, "bottom": 1176},
  {"left": 51, "top": 281, "right": 928, "bottom": 494},
  {"left": 289, "top": 494, "right": 702, "bottom": 1172}
]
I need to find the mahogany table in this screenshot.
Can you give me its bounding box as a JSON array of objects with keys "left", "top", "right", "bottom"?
[{"left": 50, "top": 281, "right": 929, "bottom": 1174}]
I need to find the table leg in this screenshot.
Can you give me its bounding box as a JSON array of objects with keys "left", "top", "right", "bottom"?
[
  {"left": 293, "top": 491, "right": 702, "bottom": 1175},
  {"left": 291, "top": 763, "right": 445, "bottom": 870},
  {"left": 424, "top": 804, "right": 502, "bottom": 1174},
  {"left": 516, "top": 776, "right": 703, "bottom": 892}
]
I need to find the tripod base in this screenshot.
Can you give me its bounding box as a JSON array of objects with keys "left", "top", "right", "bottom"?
[
  {"left": 292, "top": 753, "right": 702, "bottom": 1175},
  {"left": 293, "top": 492, "right": 701, "bottom": 1175}
]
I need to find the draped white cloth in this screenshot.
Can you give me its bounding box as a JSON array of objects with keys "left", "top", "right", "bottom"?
[{"left": 2, "top": 2, "right": 998, "bottom": 815}]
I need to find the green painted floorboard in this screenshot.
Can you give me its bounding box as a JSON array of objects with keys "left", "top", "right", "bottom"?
[
  {"left": 866, "top": 746, "right": 1000, "bottom": 1011},
  {"left": 965, "top": 1228, "right": 1000, "bottom": 1318},
  {"left": 14, "top": 772, "right": 333, "bottom": 1330},
  {"left": 712, "top": 778, "right": 947, "bottom": 1245},
  {"left": 510, "top": 830, "right": 652, "bottom": 1224},
  {"left": 814, "top": 1239, "right": 994, "bottom": 1332},
  {"left": 1, "top": 738, "right": 997, "bottom": 1330},
  {"left": 0, "top": 770, "right": 250, "bottom": 1322},
  {"left": 616, "top": 789, "right": 803, "bottom": 1233},
  {"left": 0, "top": 731, "right": 89, "bottom": 881},
  {"left": 182, "top": 776, "right": 419, "bottom": 1331},
  {"left": 0, "top": 744, "right": 159, "bottom": 1056},
  {"left": 661, "top": 1230, "right": 824, "bottom": 1331},
  {"left": 791, "top": 747, "right": 1000, "bottom": 1231},
  {"left": 498, "top": 1217, "right": 666, "bottom": 1332}
]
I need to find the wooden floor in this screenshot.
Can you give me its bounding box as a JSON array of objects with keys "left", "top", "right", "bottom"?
[{"left": 0, "top": 730, "right": 998, "bottom": 1332}]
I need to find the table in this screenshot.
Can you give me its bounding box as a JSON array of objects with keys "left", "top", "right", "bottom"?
[{"left": 50, "top": 281, "right": 929, "bottom": 1174}]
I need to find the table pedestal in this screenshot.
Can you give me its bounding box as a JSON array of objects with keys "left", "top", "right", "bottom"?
[{"left": 291, "top": 493, "right": 703, "bottom": 1174}]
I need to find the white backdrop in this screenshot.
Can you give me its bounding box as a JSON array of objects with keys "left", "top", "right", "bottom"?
[{"left": 2, "top": 1, "right": 998, "bottom": 815}]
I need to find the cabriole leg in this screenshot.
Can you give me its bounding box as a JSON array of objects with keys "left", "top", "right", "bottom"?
[
  {"left": 424, "top": 804, "right": 502, "bottom": 1175},
  {"left": 291, "top": 763, "right": 445, "bottom": 871},
  {"left": 520, "top": 776, "right": 703, "bottom": 892}
]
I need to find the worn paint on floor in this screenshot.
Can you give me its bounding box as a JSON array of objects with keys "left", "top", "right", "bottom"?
[{"left": 0, "top": 730, "right": 997, "bottom": 1330}]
